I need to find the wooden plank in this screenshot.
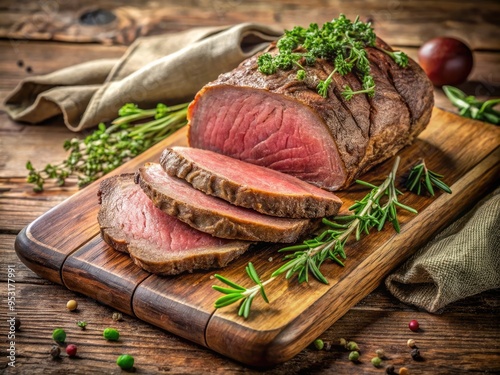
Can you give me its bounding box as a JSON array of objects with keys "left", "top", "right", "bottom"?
[
  {"left": 13, "top": 108, "right": 500, "bottom": 366},
  {"left": 0, "top": 1, "right": 499, "bottom": 50}
]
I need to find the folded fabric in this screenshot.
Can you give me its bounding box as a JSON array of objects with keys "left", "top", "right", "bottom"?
[
  {"left": 385, "top": 187, "right": 500, "bottom": 313},
  {"left": 4, "top": 23, "right": 282, "bottom": 131}
]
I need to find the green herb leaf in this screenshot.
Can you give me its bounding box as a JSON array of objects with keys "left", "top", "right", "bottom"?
[
  {"left": 406, "top": 160, "right": 452, "bottom": 196},
  {"left": 443, "top": 85, "right": 500, "bottom": 125}
]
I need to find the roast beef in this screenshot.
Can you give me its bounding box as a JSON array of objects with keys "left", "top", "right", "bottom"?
[
  {"left": 160, "top": 146, "right": 343, "bottom": 218},
  {"left": 136, "top": 163, "right": 312, "bottom": 243},
  {"left": 97, "top": 174, "right": 251, "bottom": 275},
  {"left": 187, "top": 37, "right": 433, "bottom": 191}
]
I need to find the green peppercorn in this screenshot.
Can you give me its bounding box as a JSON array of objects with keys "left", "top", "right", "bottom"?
[
  {"left": 346, "top": 341, "right": 359, "bottom": 351},
  {"left": 52, "top": 328, "right": 66, "bottom": 343},
  {"left": 117, "top": 354, "right": 134, "bottom": 370},
  {"left": 313, "top": 339, "right": 324, "bottom": 350},
  {"left": 371, "top": 356, "right": 382, "bottom": 367},
  {"left": 339, "top": 338, "right": 347, "bottom": 347},
  {"left": 76, "top": 321, "right": 87, "bottom": 330},
  {"left": 348, "top": 351, "right": 360, "bottom": 362},
  {"left": 103, "top": 327, "right": 120, "bottom": 341}
]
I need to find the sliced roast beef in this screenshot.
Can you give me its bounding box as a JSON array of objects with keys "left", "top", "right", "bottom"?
[
  {"left": 136, "top": 163, "right": 312, "bottom": 243},
  {"left": 97, "top": 174, "right": 251, "bottom": 275},
  {"left": 160, "top": 146, "right": 342, "bottom": 218},
  {"left": 187, "top": 38, "right": 433, "bottom": 191}
]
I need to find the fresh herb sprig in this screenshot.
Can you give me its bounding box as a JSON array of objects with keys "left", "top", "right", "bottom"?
[
  {"left": 257, "top": 14, "right": 408, "bottom": 99},
  {"left": 406, "top": 160, "right": 452, "bottom": 196},
  {"left": 443, "top": 85, "right": 500, "bottom": 125},
  {"left": 26, "top": 102, "right": 189, "bottom": 191},
  {"left": 213, "top": 156, "right": 417, "bottom": 318}
]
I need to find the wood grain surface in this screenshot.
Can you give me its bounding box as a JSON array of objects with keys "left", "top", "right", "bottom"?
[
  {"left": 13, "top": 108, "right": 500, "bottom": 366},
  {"left": 1, "top": 1, "right": 500, "bottom": 374}
]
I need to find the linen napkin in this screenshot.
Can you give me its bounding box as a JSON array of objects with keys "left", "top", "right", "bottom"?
[
  {"left": 385, "top": 188, "right": 500, "bottom": 313},
  {"left": 3, "top": 23, "right": 282, "bottom": 131}
]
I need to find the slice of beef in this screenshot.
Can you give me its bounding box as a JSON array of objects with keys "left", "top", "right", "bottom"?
[
  {"left": 187, "top": 39, "right": 433, "bottom": 191},
  {"left": 160, "top": 146, "right": 342, "bottom": 218},
  {"left": 136, "top": 163, "right": 312, "bottom": 243},
  {"left": 97, "top": 174, "right": 251, "bottom": 275}
]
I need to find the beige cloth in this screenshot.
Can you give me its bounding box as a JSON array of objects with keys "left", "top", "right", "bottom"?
[
  {"left": 386, "top": 188, "right": 500, "bottom": 313},
  {"left": 4, "top": 23, "right": 499, "bottom": 312},
  {"left": 4, "top": 23, "right": 282, "bottom": 131}
]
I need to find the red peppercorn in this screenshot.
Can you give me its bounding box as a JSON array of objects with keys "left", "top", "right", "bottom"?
[
  {"left": 66, "top": 344, "right": 77, "bottom": 357},
  {"left": 409, "top": 319, "right": 419, "bottom": 332}
]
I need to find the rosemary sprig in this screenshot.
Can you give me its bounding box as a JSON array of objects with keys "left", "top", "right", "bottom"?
[
  {"left": 406, "top": 160, "right": 452, "bottom": 196},
  {"left": 442, "top": 85, "right": 500, "bottom": 125},
  {"left": 257, "top": 14, "right": 408, "bottom": 99},
  {"left": 26, "top": 102, "right": 189, "bottom": 191},
  {"left": 213, "top": 156, "right": 417, "bottom": 318}
]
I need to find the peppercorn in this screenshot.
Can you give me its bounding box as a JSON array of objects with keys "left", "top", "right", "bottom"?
[
  {"left": 385, "top": 364, "right": 395, "bottom": 374},
  {"left": 371, "top": 356, "right": 382, "bottom": 367},
  {"left": 339, "top": 338, "right": 347, "bottom": 347},
  {"left": 117, "top": 354, "right": 134, "bottom": 370},
  {"left": 26, "top": 66, "right": 33, "bottom": 73},
  {"left": 323, "top": 341, "right": 332, "bottom": 351},
  {"left": 50, "top": 345, "right": 60, "bottom": 359},
  {"left": 52, "top": 328, "right": 66, "bottom": 343},
  {"left": 346, "top": 341, "right": 359, "bottom": 351},
  {"left": 313, "top": 339, "right": 324, "bottom": 350},
  {"left": 411, "top": 348, "right": 422, "bottom": 361},
  {"left": 375, "top": 348, "right": 385, "bottom": 358},
  {"left": 66, "top": 344, "right": 77, "bottom": 357},
  {"left": 76, "top": 321, "right": 87, "bottom": 330},
  {"left": 103, "top": 327, "right": 120, "bottom": 341},
  {"left": 112, "top": 312, "right": 123, "bottom": 321},
  {"left": 348, "top": 351, "right": 360, "bottom": 362},
  {"left": 17, "top": 60, "right": 24, "bottom": 67},
  {"left": 407, "top": 338, "right": 416, "bottom": 348},
  {"left": 399, "top": 367, "right": 410, "bottom": 375},
  {"left": 408, "top": 319, "right": 419, "bottom": 332},
  {"left": 66, "top": 300, "right": 78, "bottom": 311}
]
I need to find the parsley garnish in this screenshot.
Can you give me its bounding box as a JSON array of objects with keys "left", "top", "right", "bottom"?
[{"left": 257, "top": 14, "right": 409, "bottom": 99}]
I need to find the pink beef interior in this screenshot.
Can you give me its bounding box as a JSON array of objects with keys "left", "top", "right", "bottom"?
[
  {"left": 176, "top": 146, "right": 340, "bottom": 200},
  {"left": 144, "top": 163, "right": 306, "bottom": 226},
  {"left": 188, "top": 86, "right": 346, "bottom": 190},
  {"left": 118, "top": 181, "right": 228, "bottom": 253}
]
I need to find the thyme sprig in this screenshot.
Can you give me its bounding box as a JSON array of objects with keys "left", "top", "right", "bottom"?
[
  {"left": 257, "top": 14, "right": 408, "bottom": 99},
  {"left": 406, "top": 160, "right": 452, "bottom": 196},
  {"left": 213, "top": 156, "right": 417, "bottom": 318},
  {"left": 26, "top": 102, "right": 189, "bottom": 191}
]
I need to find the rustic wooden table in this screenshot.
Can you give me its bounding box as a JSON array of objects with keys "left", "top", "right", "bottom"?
[{"left": 1, "top": 1, "right": 499, "bottom": 374}]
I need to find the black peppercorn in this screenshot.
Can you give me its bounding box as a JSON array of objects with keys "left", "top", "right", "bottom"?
[
  {"left": 17, "top": 60, "right": 24, "bottom": 67},
  {"left": 50, "top": 345, "right": 60, "bottom": 359},
  {"left": 26, "top": 66, "right": 33, "bottom": 73},
  {"left": 411, "top": 348, "right": 422, "bottom": 360},
  {"left": 385, "top": 364, "right": 395, "bottom": 374}
]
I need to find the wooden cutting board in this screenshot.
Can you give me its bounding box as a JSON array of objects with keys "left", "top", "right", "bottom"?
[{"left": 15, "top": 108, "right": 500, "bottom": 366}]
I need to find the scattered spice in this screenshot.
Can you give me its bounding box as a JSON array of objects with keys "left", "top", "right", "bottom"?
[
  {"left": 103, "top": 327, "right": 120, "bottom": 341},
  {"left": 399, "top": 367, "right": 410, "bottom": 375},
  {"left": 385, "top": 364, "right": 395, "bottom": 374},
  {"left": 50, "top": 345, "right": 61, "bottom": 359},
  {"left": 66, "top": 344, "right": 77, "bottom": 357},
  {"left": 313, "top": 339, "right": 324, "bottom": 350},
  {"left": 339, "top": 338, "right": 347, "bottom": 347},
  {"left": 375, "top": 348, "right": 386, "bottom": 358},
  {"left": 76, "top": 321, "right": 87, "bottom": 330},
  {"left": 346, "top": 341, "right": 359, "bottom": 351},
  {"left": 117, "top": 354, "right": 134, "bottom": 370},
  {"left": 66, "top": 300, "right": 78, "bottom": 311},
  {"left": 411, "top": 348, "right": 422, "bottom": 361},
  {"left": 26, "top": 66, "right": 33, "bottom": 73},
  {"left": 348, "top": 351, "right": 360, "bottom": 362},
  {"left": 408, "top": 319, "right": 419, "bottom": 332},
  {"left": 407, "top": 338, "right": 416, "bottom": 348},
  {"left": 112, "top": 312, "right": 123, "bottom": 322},
  {"left": 52, "top": 328, "right": 66, "bottom": 343},
  {"left": 323, "top": 341, "right": 332, "bottom": 351},
  {"left": 17, "top": 60, "right": 24, "bottom": 67},
  {"left": 371, "top": 356, "right": 382, "bottom": 367}
]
